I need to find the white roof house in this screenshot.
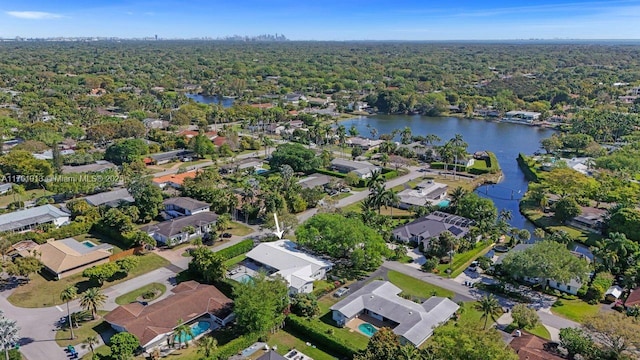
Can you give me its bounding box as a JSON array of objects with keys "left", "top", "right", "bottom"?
[
  {"left": 246, "top": 240, "right": 333, "bottom": 294},
  {"left": 0, "top": 204, "right": 70, "bottom": 232},
  {"left": 397, "top": 180, "right": 448, "bottom": 209},
  {"left": 605, "top": 285, "right": 623, "bottom": 301},
  {"left": 330, "top": 158, "right": 381, "bottom": 179},
  {"left": 330, "top": 281, "right": 459, "bottom": 347}
]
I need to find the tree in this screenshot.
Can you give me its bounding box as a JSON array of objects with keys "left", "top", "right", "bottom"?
[
  {"left": 554, "top": 197, "right": 581, "bottom": 222},
  {"left": 608, "top": 208, "right": 640, "bottom": 242},
  {"left": 583, "top": 312, "right": 640, "bottom": 359},
  {"left": 427, "top": 325, "right": 518, "bottom": 360},
  {"left": 233, "top": 272, "right": 289, "bottom": 335},
  {"left": 501, "top": 241, "right": 590, "bottom": 286},
  {"left": 83, "top": 336, "right": 99, "bottom": 359},
  {"left": 354, "top": 327, "right": 403, "bottom": 360},
  {"left": 351, "top": 146, "right": 363, "bottom": 159},
  {"left": 269, "top": 143, "right": 320, "bottom": 173},
  {"left": 104, "top": 139, "right": 148, "bottom": 165},
  {"left": 0, "top": 311, "right": 20, "bottom": 360},
  {"left": 0, "top": 238, "right": 10, "bottom": 262},
  {"left": 109, "top": 332, "right": 139, "bottom": 360},
  {"left": 188, "top": 246, "right": 226, "bottom": 283},
  {"left": 475, "top": 295, "right": 503, "bottom": 330},
  {"left": 0, "top": 150, "right": 52, "bottom": 183},
  {"left": 60, "top": 285, "right": 78, "bottom": 340},
  {"left": 290, "top": 293, "right": 320, "bottom": 318},
  {"left": 189, "top": 133, "right": 215, "bottom": 158},
  {"left": 541, "top": 134, "right": 562, "bottom": 154},
  {"left": 559, "top": 327, "right": 596, "bottom": 360},
  {"left": 80, "top": 287, "right": 107, "bottom": 320},
  {"left": 173, "top": 319, "right": 194, "bottom": 348},
  {"left": 295, "top": 213, "right": 391, "bottom": 272},
  {"left": 511, "top": 304, "right": 539, "bottom": 330},
  {"left": 83, "top": 262, "right": 120, "bottom": 285},
  {"left": 127, "top": 175, "right": 163, "bottom": 222},
  {"left": 197, "top": 336, "right": 217, "bottom": 358},
  {"left": 116, "top": 256, "right": 140, "bottom": 275},
  {"left": 448, "top": 186, "right": 468, "bottom": 210},
  {"left": 543, "top": 168, "right": 591, "bottom": 198},
  {"left": 455, "top": 192, "right": 497, "bottom": 224},
  {"left": 7, "top": 256, "right": 42, "bottom": 282}
]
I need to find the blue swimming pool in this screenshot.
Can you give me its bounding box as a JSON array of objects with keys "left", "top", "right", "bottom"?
[
  {"left": 236, "top": 274, "right": 254, "bottom": 284},
  {"left": 358, "top": 323, "right": 377, "bottom": 337},
  {"left": 438, "top": 199, "right": 450, "bottom": 208},
  {"left": 82, "top": 241, "right": 96, "bottom": 248},
  {"left": 255, "top": 168, "right": 268, "bottom": 175},
  {"left": 175, "top": 321, "right": 210, "bottom": 342}
]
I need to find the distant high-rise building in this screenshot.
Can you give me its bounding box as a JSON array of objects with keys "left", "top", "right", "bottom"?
[{"left": 155, "top": 34, "right": 158, "bottom": 41}]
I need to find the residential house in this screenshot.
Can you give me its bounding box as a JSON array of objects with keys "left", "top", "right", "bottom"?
[
  {"left": 504, "top": 111, "right": 542, "bottom": 123},
  {"left": 566, "top": 207, "right": 605, "bottom": 234},
  {"left": 179, "top": 130, "right": 218, "bottom": 140},
  {"left": 84, "top": 188, "right": 134, "bottom": 207},
  {"left": 495, "top": 244, "right": 589, "bottom": 296},
  {"left": 245, "top": 240, "right": 333, "bottom": 294},
  {"left": 33, "top": 149, "right": 74, "bottom": 160},
  {"left": 256, "top": 351, "right": 287, "bottom": 360},
  {"left": 0, "top": 204, "right": 70, "bottom": 233},
  {"left": 392, "top": 211, "right": 473, "bottom": 250},
  {"left": 346, "top": 136, "right": 384, "bottom": 151},
  {"left": 397, "top": 180, "right": 448, "bottom": 209},
  {"left": 148, "top": 150, "right": 194, "bottom": 165},
  {"left": 18, "top": 238, "right": 113, "bottom": 279},
  {"left": 298, "top": 173, "right": 332, "bottom": 190},
  {"left": 62, "top": 160, "right": 117, "bottom": 174},
  {"left": 628, "top": 86, "right": 640, "bottom": 96},
  {"left": 152, "top": 170, "right": 199, "bottom": 189},
  {"left": 509, "top": 331, "right": 564, "bottom": 360},
  {"left": 143, "top": 118, "right": 169, "bottom": 130},
  {"left": 330, "top": 158, "right": 381, "bottom": 179},
  {"left": 141, "top": 211, "right": 218, "bottom": 246},
  {"left": 105, "top": 281, "right": 233, "bottom": 350},
  {"left": 605, "top": 285, "right": 623, "bottom": 302},
  {"left": 330, "top": 281, "right": 459, "bottom": 347},
  {"left": 162, "top": 197, "right": 210, "bottom": 217},
  {"left": 284, "top": 93, "right": 307, "bottom": 104},
  {"left": 625, "top": 287, "right": 640, "bottom": 309},
  {"left": 219, "top": 159, "right": 264, "bottom": 174}
]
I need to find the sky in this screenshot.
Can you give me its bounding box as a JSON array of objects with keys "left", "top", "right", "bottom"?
[{"left": 2, "top": 0, "right": 640, "bottom": 40}]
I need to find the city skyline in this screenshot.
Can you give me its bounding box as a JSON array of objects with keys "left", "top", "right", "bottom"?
[{"left": 2, "top": 0, "right": 640, "bottom": 40}]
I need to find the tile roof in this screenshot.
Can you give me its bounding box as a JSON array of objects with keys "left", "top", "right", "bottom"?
[
  {"left": 625, "top": 287, "right": 640, "bottom": 307},
  {"left": 509, "top": 332, "right": 564, "bottom": 360},
  {"left": 0, "top": 205, "right": 70, "bottom": 232},
  {"left": 256, "top": 350, "right": 287, "bottom": 360},
  {"left": 104, "top": 281, "right": 233, "bottom": 347},
  {"left": 152, "top": 170, "right": 198, "bottom": 187},
  {"left": 330, "top": 280, "right": 459, "bottom": 346},
  {"left": 163, "top": 197, "right": 210, "bottom": 212},
  {"left": 20, "top": 238, "right": 112, "bottom": 274}
]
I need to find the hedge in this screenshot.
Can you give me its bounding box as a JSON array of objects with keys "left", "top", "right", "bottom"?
[
  {"left": 382, "top": 170, "right": 398, "bottom": 180},
  {"left": 216, "top": 239, "right": 254, "bottom": 260},
  {"left": 313, "top": 168, "right": 347, "bottom": 179},
  {"left": 429, "top": 162, "right": 466, "bottom": 172},
  {"left": 211, "top": 333, "right": 259, "bottom": 360},
  {"left": 517, "top": 153, "right": 539, "bottom": 182},
  {"left": 286, "top": 315, "right": 358, "bottom": 358},
  {"left": 92, "top": 223, "right": 137, "bottom": 248},
  {"left": 3, "top": 220, "right": 93, "bottom": 244}
]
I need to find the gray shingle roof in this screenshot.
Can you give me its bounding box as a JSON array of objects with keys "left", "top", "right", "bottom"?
[
  {"left": 162, "top": 197, "right": 210, "bottom": 212},
  {"left": 330, "top": 280, "right": 458, "bottom": 346},
  {"left": 141, "top": 212, "right": 218, "bottom": 238},
  {"left": 84, "top": 188, "right": 134, "bottom": 207},
  {"left": 392, "top": 211, "right": 472, "bottom": 242},
  {"left": 0, "top": 205, "right": 70, "bottom": 232}
]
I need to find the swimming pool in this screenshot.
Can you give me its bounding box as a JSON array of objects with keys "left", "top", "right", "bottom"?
[
  {"left": 254, "top": 168, "right": 268, "bottom": 175},
  {"left": 236, "top": 274, "right": 254, "bottom": 284},
  {"left": 175, "top": 321, "right": 210, "bottom": 342},
  {"left": 82, "top": 241, "right": 96, "bottom": 248},
  {"left": 358, "top": 323, "right": 377, "bottom": 337},
  {"left": 438, "top": 199, "right": 450, "bottom": 208}
]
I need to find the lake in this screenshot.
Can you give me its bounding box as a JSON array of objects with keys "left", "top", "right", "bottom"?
[
  {"left": 341, "top": 114, "right": 555, "bottom": 236},
  {"left": 186, "top": 93, "right": 235, "bottom": 108}
]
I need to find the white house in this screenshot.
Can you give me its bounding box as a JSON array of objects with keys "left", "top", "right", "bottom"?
[
  {"left": 0, "top": 204, "right": 70, "bottom": 233},
  {"left": 245, "top": 240, "right": 333, "bottom": 294},
  {"left": 162, "top": 197, "right": 210, "bottom": 217},
  {"left": 330, "top": 281, "right": 459, "bottom": 347},
  {"left": 330, "top": 158, "right": 381, "bottom": 179},
  {"left": 397, "top": 180, "right": 448, "bottom": 209}
]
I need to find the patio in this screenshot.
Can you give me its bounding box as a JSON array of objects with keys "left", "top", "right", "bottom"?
[
  {"left": 226, "top": 259, "right": 268, "bottom": 282},
  {"left": 344, "top": 313, "right": 396, "bottom": 337}
]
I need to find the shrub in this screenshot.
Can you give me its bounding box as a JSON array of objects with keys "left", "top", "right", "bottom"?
[
  {"left": 216, "top": 239, "right": 254, "bottom": 260},
  {"left": 212, "top": 333, "right": 259, "bottom": 360},
  {"left": 286, "top": 315, "right": 357, "bottom": 358},
  {"left": 421, "top": 257, "right": 439, "bottom": 272}
]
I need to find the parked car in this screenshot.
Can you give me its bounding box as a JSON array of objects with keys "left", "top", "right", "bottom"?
[
  {"left": 468, "top": 261, "right": 478, "bottom": 272},
  {"left": 221, "top": 233, "right": 232, "bottom": 238},
  {"left": 340, "top": 187, "right": 351, "bottom": 193},
  {"left": 334, "top": 287, "right": 350, "bottom": 297}
]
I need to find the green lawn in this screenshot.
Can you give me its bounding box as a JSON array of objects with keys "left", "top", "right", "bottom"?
[
  {"left": 223, "top": 254, "right": 247, "bottom": 267},
  {"left": 266, "top": 330, "right": 340, "bottom": 360},
  {"left": 436, "top": 242, "right": 495, "bottom": 278},
  {"left": 504, "top": 322, "right": 551, "bottom": 339},
  {"left": 227, "top": 221, "right": 254, "bottom": 236},
  {"left": 0, "top": 188, "right": 53, "bottom": 207},
  {"left": 8, "top": 253, "right": 170, "bottom": 308},
  {"left": 81, "top": 345, "right": 110, "bottom": 360},
  {"left": 115, "top": 283, "right": 166, "bottom": 305},
  {"left": 341, "top": 202, "right": 413, "bottom": 217},
  {"left": 56, "top": 312, "right": 110, "bottom": 347},
  {"left": 551, "top": 298, "right": 600, "bottom": 323},
  {"left": 386, "top": 270, "right": 455, "bottom": 299},
  {"left": 520, "top": 201, "right": 602, "bottom": 246}
]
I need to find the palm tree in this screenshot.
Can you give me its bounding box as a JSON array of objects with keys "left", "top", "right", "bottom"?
[
  {"left": 475, "top": 295, "right": 503, "bottom": 330},
  {"left": 83, "top": 336, "right": 98, "bottom": 358},
  {"left": 80, "top": 288, "right": 107, "bottom": 320},
  {"left": 366, "top": 169, "right": 384, "bottom": 191},
  {"left": 173, "top": 319, "right": 194, "bottom": 349},
  {"left": 534, "top": 228, "right": 546, "bottom": 240},
  {"left": 60, "top": 285, "right": 78, "bottom": 339},
  {"left": 197, "top": 336, "right": 218, "bottom": 358},
  {"left": 424, "top": 134, "right": 441, "bottom": 147},
  {"left": 448, "top": 187, "right": 468, "bottom": 210},
  {"left": 384, "top": 189, "right": 401, "bottom": 217},
  {"left": 498, "top": 209, "right": 512, "bottom": 223}
]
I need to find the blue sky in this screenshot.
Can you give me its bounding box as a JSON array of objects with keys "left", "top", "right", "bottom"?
[{"left": 2, "top": 0, "right": 640, "bottom": 40}]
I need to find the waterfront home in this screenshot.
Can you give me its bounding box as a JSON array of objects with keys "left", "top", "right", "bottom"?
[
  {"left": 141, "top": 212, "right": 218, "bottom": 246},
  {"left": 330, "top": 158, "right": 381, "bottom": 179},
  {"left": 330, "top": 280, "right": 458, "bottom": 347},
  {"left": 345, "top": 136, "right": 384, "bottom": 151},
  {"left": 397, "top": 180, "right": 448, "bottom": 209},
  {"left": 0, "top": 204, "right": 70, "bottom": 233},
  {"left": 18, "top": 238, "right": 113, "bottom": 279},
  {"left": 566, "top": 207, "right": 605, "bottom": 234},
  {"left": 245, "top": 240, "right": 333, "bottom": 294},
  {"left": 392, "top": 211, "right": 472, "bottom": 249},
  {"left": 504, "top": 111, "right": 542, "bottom": 123},
  {"left": 105, "top": 281, "right": 233, "bottom": 350}
]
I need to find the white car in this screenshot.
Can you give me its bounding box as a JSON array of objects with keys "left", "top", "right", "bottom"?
[{"left": 334, "top": 287, "right": 350, "bottom": 297}]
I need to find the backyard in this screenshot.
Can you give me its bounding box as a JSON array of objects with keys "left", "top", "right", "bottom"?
[{"left": 7, "top": 253, "right": 170, "bottom": 308}]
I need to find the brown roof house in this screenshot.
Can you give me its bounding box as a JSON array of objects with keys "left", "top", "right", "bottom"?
[
  {"left": 19, "top": 238, "right": 113, "bottom": 279},
  {"left": 509, "top": 331, "right": 564, "bottom": 360},
  {"left": 104, "top": 281, "right": 233, "bottom": 350},
  {"left": 625, "top": 287, "right": 640, "bottom": 308}
]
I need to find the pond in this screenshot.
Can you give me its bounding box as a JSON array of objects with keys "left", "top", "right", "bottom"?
[{"left": 186, "top": 93, "right": 235, "bottom": 108}]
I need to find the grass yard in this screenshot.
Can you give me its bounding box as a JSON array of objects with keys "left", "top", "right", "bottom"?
[
  {"left": 0, "top": 188, "right": 53, "bottom": 207},
  {"left": 8, "top": 253, "right": 170, "bottom": 308},
  {"left": 386, "top": 270, "right": 455, "bottom": 299},
  {"left": 223, "top": 254, "right": 247, "bottom": 267},
  {"left": 341, "top": 202, "right": 413, "bottom": 217},
  {"left": 114, "top": 283, "right": 166, "bottom": 305},
  {"left": 265, "top": 330, "right": 339, "bottom": 360},
  {"left": 55, "top": 313, "right": 110, "bottom": 347},
  {"left": 81, "top": 345, "right": 111, "bottom": 360},
  {"left": 551, "top": 298, "right": 600, "bottom": 323},
  {"left": 520, "top": 201, "right": 602, "bottom": 246},
  {"left": 504, "top": 322, "right": 551, "bottom": 340},
  {"left": 435, "top": 242, "right": 495, "bottom": 278},
  {"left": 227, "top": 221, "right": 254, "bottom": 236}
]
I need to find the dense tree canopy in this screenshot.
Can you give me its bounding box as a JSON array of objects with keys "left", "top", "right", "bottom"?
[
  {"left": 233, "top": 272, "right": 289, "bottom": 335},
  {"left": 269, "top": 143, "right": 320, "bottom": 173}
]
